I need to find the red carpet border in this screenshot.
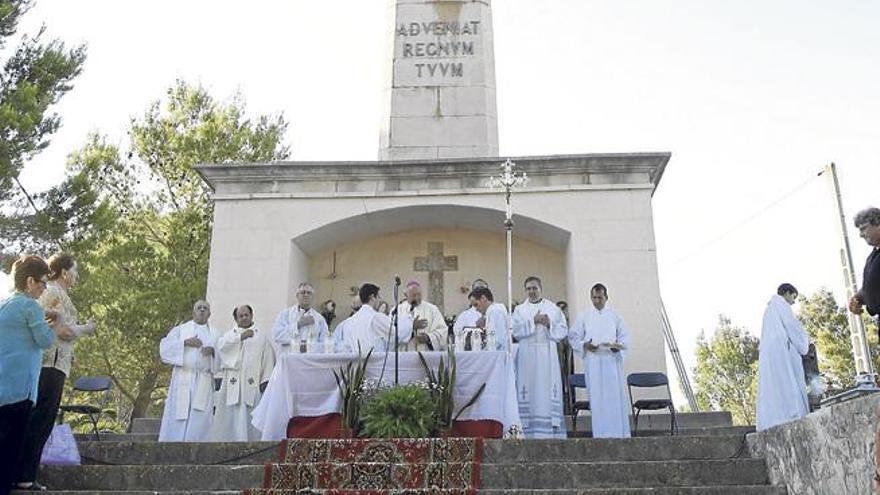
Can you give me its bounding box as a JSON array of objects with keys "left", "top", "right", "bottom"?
[{"left": 242, "top": 438, "right": 482, "bottom": 495}]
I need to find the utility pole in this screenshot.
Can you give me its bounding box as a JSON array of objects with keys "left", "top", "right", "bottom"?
[{"left": 823, "top": 163, "right": 877, "bottom": 391}]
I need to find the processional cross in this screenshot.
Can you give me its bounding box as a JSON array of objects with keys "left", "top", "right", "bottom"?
[{"left": 489, "top": 159, "right": 528, "bottom": 356}]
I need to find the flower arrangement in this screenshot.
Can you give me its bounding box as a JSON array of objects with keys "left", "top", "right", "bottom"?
[{"left": 333, "top": 347, "right": 486, "bottom": 438}]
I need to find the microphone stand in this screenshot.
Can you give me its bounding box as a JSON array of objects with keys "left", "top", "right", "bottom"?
[{"left": 392, "top": 275, "right": 401, "bottom": 385}]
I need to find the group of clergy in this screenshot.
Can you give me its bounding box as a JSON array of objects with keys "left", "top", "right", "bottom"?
[{"left": 157, "top": 276, "right": 636, "bottom": 442}]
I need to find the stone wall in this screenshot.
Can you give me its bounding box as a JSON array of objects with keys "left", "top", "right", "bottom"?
[{"left": 747, "top": 394, "right": 879, "bottom": 495}]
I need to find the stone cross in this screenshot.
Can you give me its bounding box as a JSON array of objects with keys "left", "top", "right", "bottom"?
[{"left": 413, "top": 242, "right": 458, "bottom": 313}]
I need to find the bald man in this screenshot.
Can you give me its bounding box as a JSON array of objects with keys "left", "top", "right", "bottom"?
[{"left": 159, "top": 300, "right": 219, "bottom": 442}]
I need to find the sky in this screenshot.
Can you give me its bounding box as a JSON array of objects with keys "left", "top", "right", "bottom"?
[{"left": 4, "top": 0, "right": 880, "bottom": 392}]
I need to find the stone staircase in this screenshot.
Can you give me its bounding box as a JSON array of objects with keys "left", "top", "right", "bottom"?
[{"left": 26, "top": 416, "right": 786, "bottom": 494}]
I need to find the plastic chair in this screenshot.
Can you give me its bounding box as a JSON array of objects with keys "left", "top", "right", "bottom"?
[
  {"left": 568, "top": 373, "right": 591, "bottom": 432},
  {"left": 627, "top": 372, "right": 676, "bottom": 435},
  {"left": 58, "top": 376, "right": 113, "bottom": 440}
]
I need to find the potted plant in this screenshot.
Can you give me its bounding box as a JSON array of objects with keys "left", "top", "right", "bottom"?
[{"left": 359, "top": 383, "right": 436, "bottom": 438}]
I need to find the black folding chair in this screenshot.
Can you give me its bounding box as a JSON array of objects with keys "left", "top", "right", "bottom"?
[
  {"left": 58, "top": 376, "right": 114, "bottom": 440},
  {"left": 568, "top": 373, "right": 590, "bottom": 432},
  {"left": 627, "top": 372, "right": 676, "bottom": 435}
]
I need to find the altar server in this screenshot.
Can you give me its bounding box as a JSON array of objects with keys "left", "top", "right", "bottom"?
[{"left": 569, "top": 283, "right": 631, "bottom": 438}]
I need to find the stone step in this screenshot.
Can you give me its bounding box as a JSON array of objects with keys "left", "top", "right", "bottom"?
[
  {"left": 130, "top": 417, "right": 162, "bottom": 434},
  {"left": 75, "top": 433, "right": 158, "bottom": 442},
  {"left": 39, "top": 465, "right": 264, "bottom": 492},
  {"left": 482, "top": 436, "right": 751, "bottom": 463},
  {"left": 18, "top": 492, "right": 241, "bottom": 495},
  {"left": 19, "top": 490, "right": 788, "bottom": 495},
  {"left": 76, "top": 436, "right": 752, "bottom": 465},
  {"left": 39, "top": 460, "right": 769, "bottom": 491},
  {"left": 568, "top": 426, "right": 755, "bottom": 438},
  {"left": 130, "top": 412, "right": 734, "bottom": 437},
  {"left": 79, "top": 441, "right": 279, "bottom": 465},
  {"left": 480, "top": 459, "right": 770, "bottom": 489},
  {"left": 478, "top": 488, "right": 786, "bottom": 494},
  {"left": 566, "top": 411, "right": 734, "bottom": 432}
]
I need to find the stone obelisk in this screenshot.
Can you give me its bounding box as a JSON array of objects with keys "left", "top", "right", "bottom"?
[{"left": 379, "top": 0, "right": 499, "bottom": 161}]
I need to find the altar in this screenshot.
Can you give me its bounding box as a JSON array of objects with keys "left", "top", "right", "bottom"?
[{"left": 252, "top": 350, "right": 521, "bottom": 441}]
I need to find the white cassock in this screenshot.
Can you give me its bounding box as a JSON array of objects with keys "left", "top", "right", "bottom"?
[
  {"left": 512, "top": 298, "right": 568, "bottom": 438},
  {"left": 570, "top": 307, "right": 632, "bottom": 438},
  {"left": 339, "top": 305, "right": 413, "bottom": 354},
  {"left": 483, "top": 303, "right": 511, "bottom": 352},
  {"left": 272, "top": 305, "right": 329, "bottom": 355},
  {"left": 159, "top": 320, "right": 218, "bottom": 442},
  {"left": 453, "top": 305, "right": 481, "bottom": 334},
  {"left": 331, "top": 317, "right": 350, "bottom": 353},
  {"left": 210, "top": 325, "right": 275, "bottom": 441},
  {"left": 756, "top": 294, "right": 810, "bottom": 431},
  {"left": 397, "top": 300, "right": 448, "bottom": 351}
]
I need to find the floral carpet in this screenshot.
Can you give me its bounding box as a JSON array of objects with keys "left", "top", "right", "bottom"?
[{"left": 242, "top": 438, "right": 482, "bottom": 495}]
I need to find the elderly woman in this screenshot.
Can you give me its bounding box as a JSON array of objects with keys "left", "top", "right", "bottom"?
[
  {"left": 15, "top": 253, "right": 96, "bottom": 492},
  {"left": 0, "top": 255, "right": 73, "bottom": 495}
]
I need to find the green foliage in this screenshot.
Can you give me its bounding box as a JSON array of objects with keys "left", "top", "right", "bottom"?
[
  {"left": 332, "top": 347, "right": 374, "bottom": 432},
  {"left": 359, "top": 384, "right": 436, "bottom": 439},
  {"left": 693, "top": 316, "right": 759, "bottom": 425},
  {"left": 32, "top": 81, "right": 290, "bottom": 427},
  {"left": 0, "top": 0, "right": 87, "bottom": 269},
  {"left": 797, "top": 288, "right": 880, "bottom": 394},
  {"left": 0, "top": 0, "right": 86, "bottom": 209}
]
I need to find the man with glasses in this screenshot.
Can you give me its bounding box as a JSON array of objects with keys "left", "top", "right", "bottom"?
[
  {"left": 849, "top": 207, "right": 880, "bottom": 324},
  {"left": 848, "top": 207, "right": 880, "bottom": 493},
  {"left": 272, "top": 281, "right": 329, "bottom": 355}
]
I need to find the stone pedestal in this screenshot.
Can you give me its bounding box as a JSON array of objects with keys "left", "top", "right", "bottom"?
[{"left": 379, "top": 0, "right": 499, "bottom": 160}]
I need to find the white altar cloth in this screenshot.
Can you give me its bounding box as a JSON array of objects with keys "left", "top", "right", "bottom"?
[{"left": 252, "top": 350, "right": 521, "bottom": 441}]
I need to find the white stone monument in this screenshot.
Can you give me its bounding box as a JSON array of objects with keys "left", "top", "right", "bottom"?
[
  {"left": 379, "top": 0, "right": 498, "bottom": 160},
  {"left": 196, "top": 2, "right": 671, "bottom": 384}
]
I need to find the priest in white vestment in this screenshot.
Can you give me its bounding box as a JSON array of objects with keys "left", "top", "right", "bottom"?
[
  {"left": 159, "top": 300, "right": 218, "bottom": 442},
  {"left": 272, "top": 281, "right": 329, "bottom": 355},
  {"left": 511, "top": 276, "right": 568, "bottom": 438},
  {"left": 339, "top": 283, "right": 413, "bottom": 354},
  {"left": 756, "top": 283, "right": 811, "bottom": 431},
  {"left": 453, "top": 295, "right": 481, "bottom": 335},
  {"left": 210, "top": 305, "right": 275, "bottom": 441},
  {"left": 569, "top": 284, "right": 632, "bottom": 438},
  {"left": 397, "top": 281, "right": 448, "bottom": 352},
  {"left": 471, "top": 286, "right": 511, "bottom": 351}
]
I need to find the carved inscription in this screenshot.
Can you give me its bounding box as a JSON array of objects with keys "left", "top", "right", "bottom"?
[{"left": 396, "top": 20, "right": 481, "bottom": 79}]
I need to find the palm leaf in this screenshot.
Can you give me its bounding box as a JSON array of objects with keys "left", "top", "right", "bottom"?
[{"left": 453, "top": 382, "right": 487, "bottom": 421}]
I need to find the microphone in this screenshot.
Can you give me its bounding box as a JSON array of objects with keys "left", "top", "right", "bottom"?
[{"left": 394, "top": 274, "right": 401, "bottom": 286}]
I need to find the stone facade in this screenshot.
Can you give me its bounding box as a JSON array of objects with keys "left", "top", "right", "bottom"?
[
  {"left": 196, "top": 152, "right": 670, "bottom": 384},
  {"left": 747, "top": 393, "right": 879, "bottom": 495},
  {"left": 379, "top": 0, "right": 498, "bottom": 160}
]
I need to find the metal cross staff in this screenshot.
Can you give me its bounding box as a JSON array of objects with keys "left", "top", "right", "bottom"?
[{"left": 489, "top": 159, "right": 528, "bottom": 355}]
